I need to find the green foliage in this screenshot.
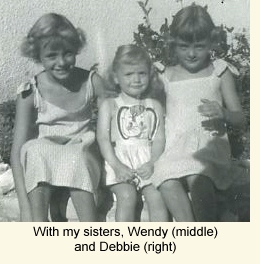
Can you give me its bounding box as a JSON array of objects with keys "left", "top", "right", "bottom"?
[
  {"left": 133, "top": 0, "right": 250, "bottom": 159},
  {"left": 0, "top": 100, "right": 16, "bottom": 164}
]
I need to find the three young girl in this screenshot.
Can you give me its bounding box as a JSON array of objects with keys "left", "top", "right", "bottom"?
[{"left": 12, "top": 4, "right": 246, "bottom": 222}]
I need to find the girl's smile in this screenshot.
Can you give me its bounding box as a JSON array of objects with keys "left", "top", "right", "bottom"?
[
  {"left": 39, "top": 43, "right": 76, "bottom": 82},
  {"left": 175, "top": 38, "right": 211, "bottom": 73}
]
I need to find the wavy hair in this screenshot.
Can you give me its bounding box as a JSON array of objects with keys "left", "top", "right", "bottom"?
[
  {"left": 20, "top": 13, "right": 86, "bottom": 62},
  {"left": 107, "top": 44, "right": 165, "bottom": 104}
]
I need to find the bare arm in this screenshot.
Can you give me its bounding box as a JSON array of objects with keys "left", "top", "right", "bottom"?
[
  {"left": 92, "top": 72, "right": 116, "bottom": 106},
  {"left": 220, "top": 69, "right": 246, "bottom": 128},
  {"left": 150, "top": 100, "right": 166, "bottom": 163},
  {"left": 96, "top": 99, "right": 133, "bottom": 181},
  {"left": 199, "top": 69, "right": 246, "bottom": 129},
  {"left": 10, "top": 90, "right": 37, "bottom": 221}
]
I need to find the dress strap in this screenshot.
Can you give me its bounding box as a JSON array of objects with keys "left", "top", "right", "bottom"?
[
  {"left": 143, "top": 98, "right": 154, "bottom": 108},
  {"left": 212, "top": 59, "right": 239, "bottom": 77},
  {"left": 153, "top": 61, "right": 166, "bottom": 73},
  {"left": 159, "top": 71, "right": 170, "bottom": 83},
  {"left": 85, "top": 70, "right": 96, "bottom": 100},
  {"left": 114, "top": 96, "right": 124, "bottom": 108},
  {"left": 16, "top": 76, "right": 43, "bottom": 110},
  {"left": 158, "top": 72, "right": 170, "bottom": 93},
  {"left": 17, "top": 82, "right": 32, "bottom": 95}
]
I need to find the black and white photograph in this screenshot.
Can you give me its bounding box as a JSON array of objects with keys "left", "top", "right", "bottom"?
[{"left": 0, "top": 0, "right": 250, "bottom": 225}]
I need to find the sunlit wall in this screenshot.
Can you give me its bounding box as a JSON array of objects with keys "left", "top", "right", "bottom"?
[{"left": 0, "top": 0, "right": 249, "bottom": 102}]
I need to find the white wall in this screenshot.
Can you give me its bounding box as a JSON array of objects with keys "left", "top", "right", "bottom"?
[{"left": 0, "top": 0, "right": 250, "bottom": 102}]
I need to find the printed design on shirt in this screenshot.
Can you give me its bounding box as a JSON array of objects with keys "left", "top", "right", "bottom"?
[{"left": 117, "top": 104, "right": 157, "bottom": 140}]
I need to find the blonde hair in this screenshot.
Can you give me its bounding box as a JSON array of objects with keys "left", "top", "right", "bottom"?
[
  {"left": 20, "top": 13, "right": 86, "bottom": 62},
  {"left": 108, "top": 44, "right": 165, "bottom": 104},
  {"left": 112, "top": 44, "right": 152, "bottom": 72}
]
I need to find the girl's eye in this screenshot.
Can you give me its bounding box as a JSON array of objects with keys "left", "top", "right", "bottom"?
[
  {"left": 64, "top": 51, "right": 75, "bottom": 58},
  {"left": 139, "top": 72, "right": 147, "bottom": 76},
  {"left": 45, "top": 53, "right": 57, "bottom": 59},
  {"left": 125, "top": 73, "right": 133, "bottom": 76},
  {"left": 178, "top": 44, "right": 188, "bottom": 50}
]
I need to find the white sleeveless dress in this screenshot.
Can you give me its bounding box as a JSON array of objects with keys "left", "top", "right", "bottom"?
[
  {"left": 105, "top": 95, "right": 159, "bottom": 189},
  {"left": 152, "top": 59, "right": 243, "bottom": 190},
  {"left": 17, "top": 70, "right": 100, "bottom": 193}
]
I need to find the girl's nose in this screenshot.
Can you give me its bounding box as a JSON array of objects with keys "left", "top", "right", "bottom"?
[
  {"left": 187, "top": 48, "right": 196, "bottom": 59},
  {"left": 133, "top": 73, "right": 141, "bottom": 82},
  {"left": 57, "top": 55, "right": 66, "bottom": 66}
]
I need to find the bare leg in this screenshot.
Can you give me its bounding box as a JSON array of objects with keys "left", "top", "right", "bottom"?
[
  {"left": 110, "top": 183, "right": 137, "bottom": 222},
  {"left": 142, "top": 184, "right": 169, "bottom": 222},
  {"left": 68, "top": 143, "right": 101, "bottom": 222},
  {"left": 70, "top": 188, "right": 97, "bottom": 222},
  {"left": 186, "top": 175, "right": 217, "bottom": 222},
  {"left": 159, "top": 179, "right": 195, "bottom": 222},
  {"left": 135, "top": 193, "right": 144, "bottom": 222},
  {"left": 96, "top": 186, "right": 114, "bottom": 222},
  {"left": 50, "top": 187, "right": 70, "bottom": 222},
  {"left": 28, "top": 183, "right": 52, "bottom": 222}
]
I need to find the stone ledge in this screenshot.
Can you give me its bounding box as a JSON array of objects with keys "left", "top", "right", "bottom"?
[{"left": 0, "top": 190, "right": 149, "bottom": 222}]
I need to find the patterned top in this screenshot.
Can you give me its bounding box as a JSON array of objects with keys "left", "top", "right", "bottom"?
[
  {"left": 111, "top": 95, "right": 158, "bottom": 143},
  {"left": 104, "top": 94, "right": 159, "bottom": 188}
]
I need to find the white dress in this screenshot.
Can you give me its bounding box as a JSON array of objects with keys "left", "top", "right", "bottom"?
[
  {"left": 105, "top": 95, "right": 159, "bottom": 189},
  {"left": 17, "top": 70, "right": 100, "bottom": 193},
  {"left": 152, "top": 59, "right": 243, "bottom": 190}
]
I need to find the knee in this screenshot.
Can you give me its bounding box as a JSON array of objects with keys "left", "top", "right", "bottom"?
[
  {"left": 113, "top": 184, "right": 137, "bottom": 205},
  {"left": 159, "top": 179, "right": 182, "bottom": 193},
  {"left": 28, "top": 184, "right": 52, "bottom": 221},
  {"left": 119, "top": 189, "right": 137, "bottom": 203}
]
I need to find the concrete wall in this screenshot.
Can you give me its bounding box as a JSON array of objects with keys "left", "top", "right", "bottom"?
[{"left": 0, "top": 0, "right": 249, "bottom": 102}]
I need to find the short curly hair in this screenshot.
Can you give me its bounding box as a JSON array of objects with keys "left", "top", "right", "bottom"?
[
  {"left": 20, "top": 13, "right": 86, "bottom": 62},
  {"left": 107, "top": 44, "right": 165, "bottom": 104}
]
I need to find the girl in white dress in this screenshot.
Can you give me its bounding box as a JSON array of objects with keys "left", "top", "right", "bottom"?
[
  {"left": 152, "top": 4, "right": 246, "bottom": 221},
  {"left": 97, "top": 45, "right": 168, "bottom": 221},
  {"left": 11, "top": 13, "right": 106, "bottom": 221}
]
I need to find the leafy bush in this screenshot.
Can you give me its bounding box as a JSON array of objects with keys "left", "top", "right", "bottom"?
[
  {"left": 134, "top": 0, "right": 250, "bottom": 160},
  {"left": 0, "top": 100, "right": 16, "bottom": 164}
]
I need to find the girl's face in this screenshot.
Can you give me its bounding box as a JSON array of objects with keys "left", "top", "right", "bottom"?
[
  {"left": 39, "top": 41, "right": 76, "bottom": 82},
  {"left": 114, "top": 61, "right": 150, "bottom": 99},
  {"left": 175, "top": 37, "right": 211, "bottom": 73}
]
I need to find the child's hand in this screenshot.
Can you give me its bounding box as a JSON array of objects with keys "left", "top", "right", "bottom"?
[
  {"left": 198, "top": 99, "right": 225, "bottom": 119},
  {"left": 113, "top": 163, "right": 135, "bottom": 182},
  {"left": 199, "top": 99, "right": 226, "bottom": 136},
  {"left": 136, "top": 161, "right": 154, "bottom": 180}
]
